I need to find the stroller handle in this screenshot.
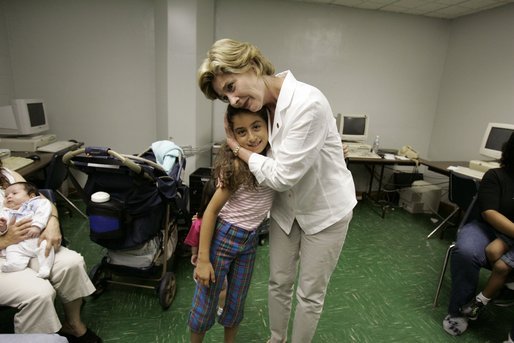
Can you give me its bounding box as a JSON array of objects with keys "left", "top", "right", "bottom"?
[
  {"left": 63, "top": 147, "right": 154, "bottom": 181},
  {"left": 63, "top": 147, "right": 85, "bottom": 165}
]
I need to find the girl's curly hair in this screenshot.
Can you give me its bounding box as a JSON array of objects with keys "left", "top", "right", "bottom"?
[
  {"left": 500, "top": 132, "right": 514, "bottom": 173},
  {"left": 212, "top": 106, "right": 269, "bottom": 192}
]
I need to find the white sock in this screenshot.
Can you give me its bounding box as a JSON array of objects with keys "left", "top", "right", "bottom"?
[{"left": 477, "top": 292, "right": 491, "bottom": 305}]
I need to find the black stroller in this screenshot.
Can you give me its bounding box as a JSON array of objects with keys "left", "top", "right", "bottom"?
[{"left": 63, "top": 145, "right": 189, "bottom": 309}]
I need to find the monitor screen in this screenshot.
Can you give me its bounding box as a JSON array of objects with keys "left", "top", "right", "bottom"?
[
  {"left": 343, "top": 117, "right": 367, "bottom": 136},
  {"left": 479, "top": 122, "right": 514, "bottom": 160},
  {"left": 336, "top": 113, "right": 369, "bottom": 142},
  {"left": 27, "top": 103, "right": 46, "bottom": 126}
]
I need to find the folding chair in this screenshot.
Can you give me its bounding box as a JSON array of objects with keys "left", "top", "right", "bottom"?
[
  {"left": 432, "top": 171, "right": 480, "bottom": 307},
  {"left": 427, "top": 170, "right": 480, "bottom": 239}
]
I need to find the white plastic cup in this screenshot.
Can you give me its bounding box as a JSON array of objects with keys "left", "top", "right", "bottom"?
[{"left": 91, "top": 191, "right": 110, "bottom": 203}]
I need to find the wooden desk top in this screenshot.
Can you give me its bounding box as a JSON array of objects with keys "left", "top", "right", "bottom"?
[
  {"left": 419, "top": 158, "right": 468, "bottom": 176},
  {"left": 10, "top": 151, "right": 54, "bottom": 177},
  {"left": 8, "top": 142, "right": 83, "bottom": 177},
  {"left": 347, "top": 156, "right": 417, "bottom": 166}
]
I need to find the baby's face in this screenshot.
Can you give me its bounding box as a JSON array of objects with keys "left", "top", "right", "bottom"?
[{"left": 4, "top": 184, "right": 31, "bottom": 210}]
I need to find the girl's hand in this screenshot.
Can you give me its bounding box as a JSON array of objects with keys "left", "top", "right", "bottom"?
[{"left": 194, "top": 260, "right": 215, "bottom": 287}]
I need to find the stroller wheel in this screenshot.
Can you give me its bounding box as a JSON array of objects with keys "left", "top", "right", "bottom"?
[
  {"left": 89, "top": 262, "right": 108, "bottom": 298},
  {"left": 158, "top": 271, "right": 177, "bottom": 310}
]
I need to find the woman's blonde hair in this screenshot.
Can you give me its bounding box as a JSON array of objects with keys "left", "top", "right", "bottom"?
[
  {"left": 213, "top": 105, "right": 269, "bottom": 192},
  {"left": 198, "top": 38, "right": 275, "bottom": 100}
]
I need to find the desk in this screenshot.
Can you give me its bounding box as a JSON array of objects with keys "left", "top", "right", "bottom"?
[
  {"left": 419, "top": 158, "right": 468, "bottom": 176},
  {"left": 9, "top": 142, "right": 84, "bottom": 177},
  {"left": 10, "top": 151, "right": 53, "bottom": 177},
  {"left": 346, "top": 156, "right": 417, "bottom": 217}
]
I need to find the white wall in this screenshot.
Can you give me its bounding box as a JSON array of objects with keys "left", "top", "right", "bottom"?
[
  {"left": 0, "top": 1, "right": 14, "bottom": 105},
  {"left": 1, "top": 0, "right": 213, "bottom": 177},
  {"left": 430, "top": 4, "right": 514, "bottom": 161},
  {"left": 2, "top": 0, "right": 156, "bottom": 153},
  {"left": 212, "top": 0, "right": 450, "bottom": 159},
  {"left": 155, "top": 0, "right": 215, "bottom": 177},
  {"left": 2, "top": 0, "right": 514, "bottom": 188}
]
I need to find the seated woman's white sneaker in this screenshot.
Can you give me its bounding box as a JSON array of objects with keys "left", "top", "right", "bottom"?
[{"left": 443, "top": 314, "right": 468, "bottom": 336}]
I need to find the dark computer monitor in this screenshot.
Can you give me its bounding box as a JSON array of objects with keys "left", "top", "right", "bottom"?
[
  {"left": 479, "top": 122, "right": 514, "bottom": 159},
  {"left": 0, "top": 99, "right": 50, "bottom": 136},
  {"left": 335, "top": 113, "right": 368, "bottom": 142}
]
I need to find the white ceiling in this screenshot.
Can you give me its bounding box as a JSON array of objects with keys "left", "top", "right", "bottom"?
[{"left": 286, "top": 0, "right": 514, "bottom": 19}]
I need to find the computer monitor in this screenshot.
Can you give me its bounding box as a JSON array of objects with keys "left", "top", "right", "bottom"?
[
  {"left": 0, "top": 99, "right": 49, "bottom": 136},
  {"left": 336, "top": 113, "right": 368, "bottom": 142},
  {"left": 479, "top": 122, "right": 514, "bottom": 160}
]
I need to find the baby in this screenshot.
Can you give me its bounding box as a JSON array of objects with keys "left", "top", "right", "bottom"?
[{"left": 0, "top": 182, "right": 54, "bottom": 278}]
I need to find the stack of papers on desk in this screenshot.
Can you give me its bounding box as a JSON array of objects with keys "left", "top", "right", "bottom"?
[{"left": 2, "top": 156, "right": 34, "bottom": 171}]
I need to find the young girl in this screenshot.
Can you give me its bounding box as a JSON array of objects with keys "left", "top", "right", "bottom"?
[
  {"left": 188, "top": 106, "right": 274, "bottom": 342},
  {"left": 184, "top": 178, "right": 227, "bottom": 316}
]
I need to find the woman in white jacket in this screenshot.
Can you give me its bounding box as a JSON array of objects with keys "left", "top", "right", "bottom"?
[{"left": 198, "top": 38, "right": 357, "bottom": 343}]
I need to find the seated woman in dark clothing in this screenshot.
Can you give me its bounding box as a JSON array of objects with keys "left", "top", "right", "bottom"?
[{"left": 443, "top": 132, "right": 514, "bottom": 337}]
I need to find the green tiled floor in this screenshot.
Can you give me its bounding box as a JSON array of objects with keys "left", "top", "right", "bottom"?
[{"left": 4, "top": 199, "right": 513, "bottom": 342}]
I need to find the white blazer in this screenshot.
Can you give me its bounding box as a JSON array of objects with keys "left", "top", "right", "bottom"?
[{"left": 249, "top": 71, "right": 357, "bottom": 235}]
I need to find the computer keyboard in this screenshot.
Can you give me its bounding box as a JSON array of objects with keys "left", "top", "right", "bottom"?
[
  {"left": 449, "top": 166, "right": 485, "bottom": 180},
  {"left": 469, "top": 159, "right": 500, "bottom": 173},
  {"left": 346, "top": 150, "right": 382, "bottom": 159},
  {"left": 1, "top": 156, "right": 35, "bottom": 171},
  {"left": 37, "top": 140, "right": 76, "bottom": 153}
]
